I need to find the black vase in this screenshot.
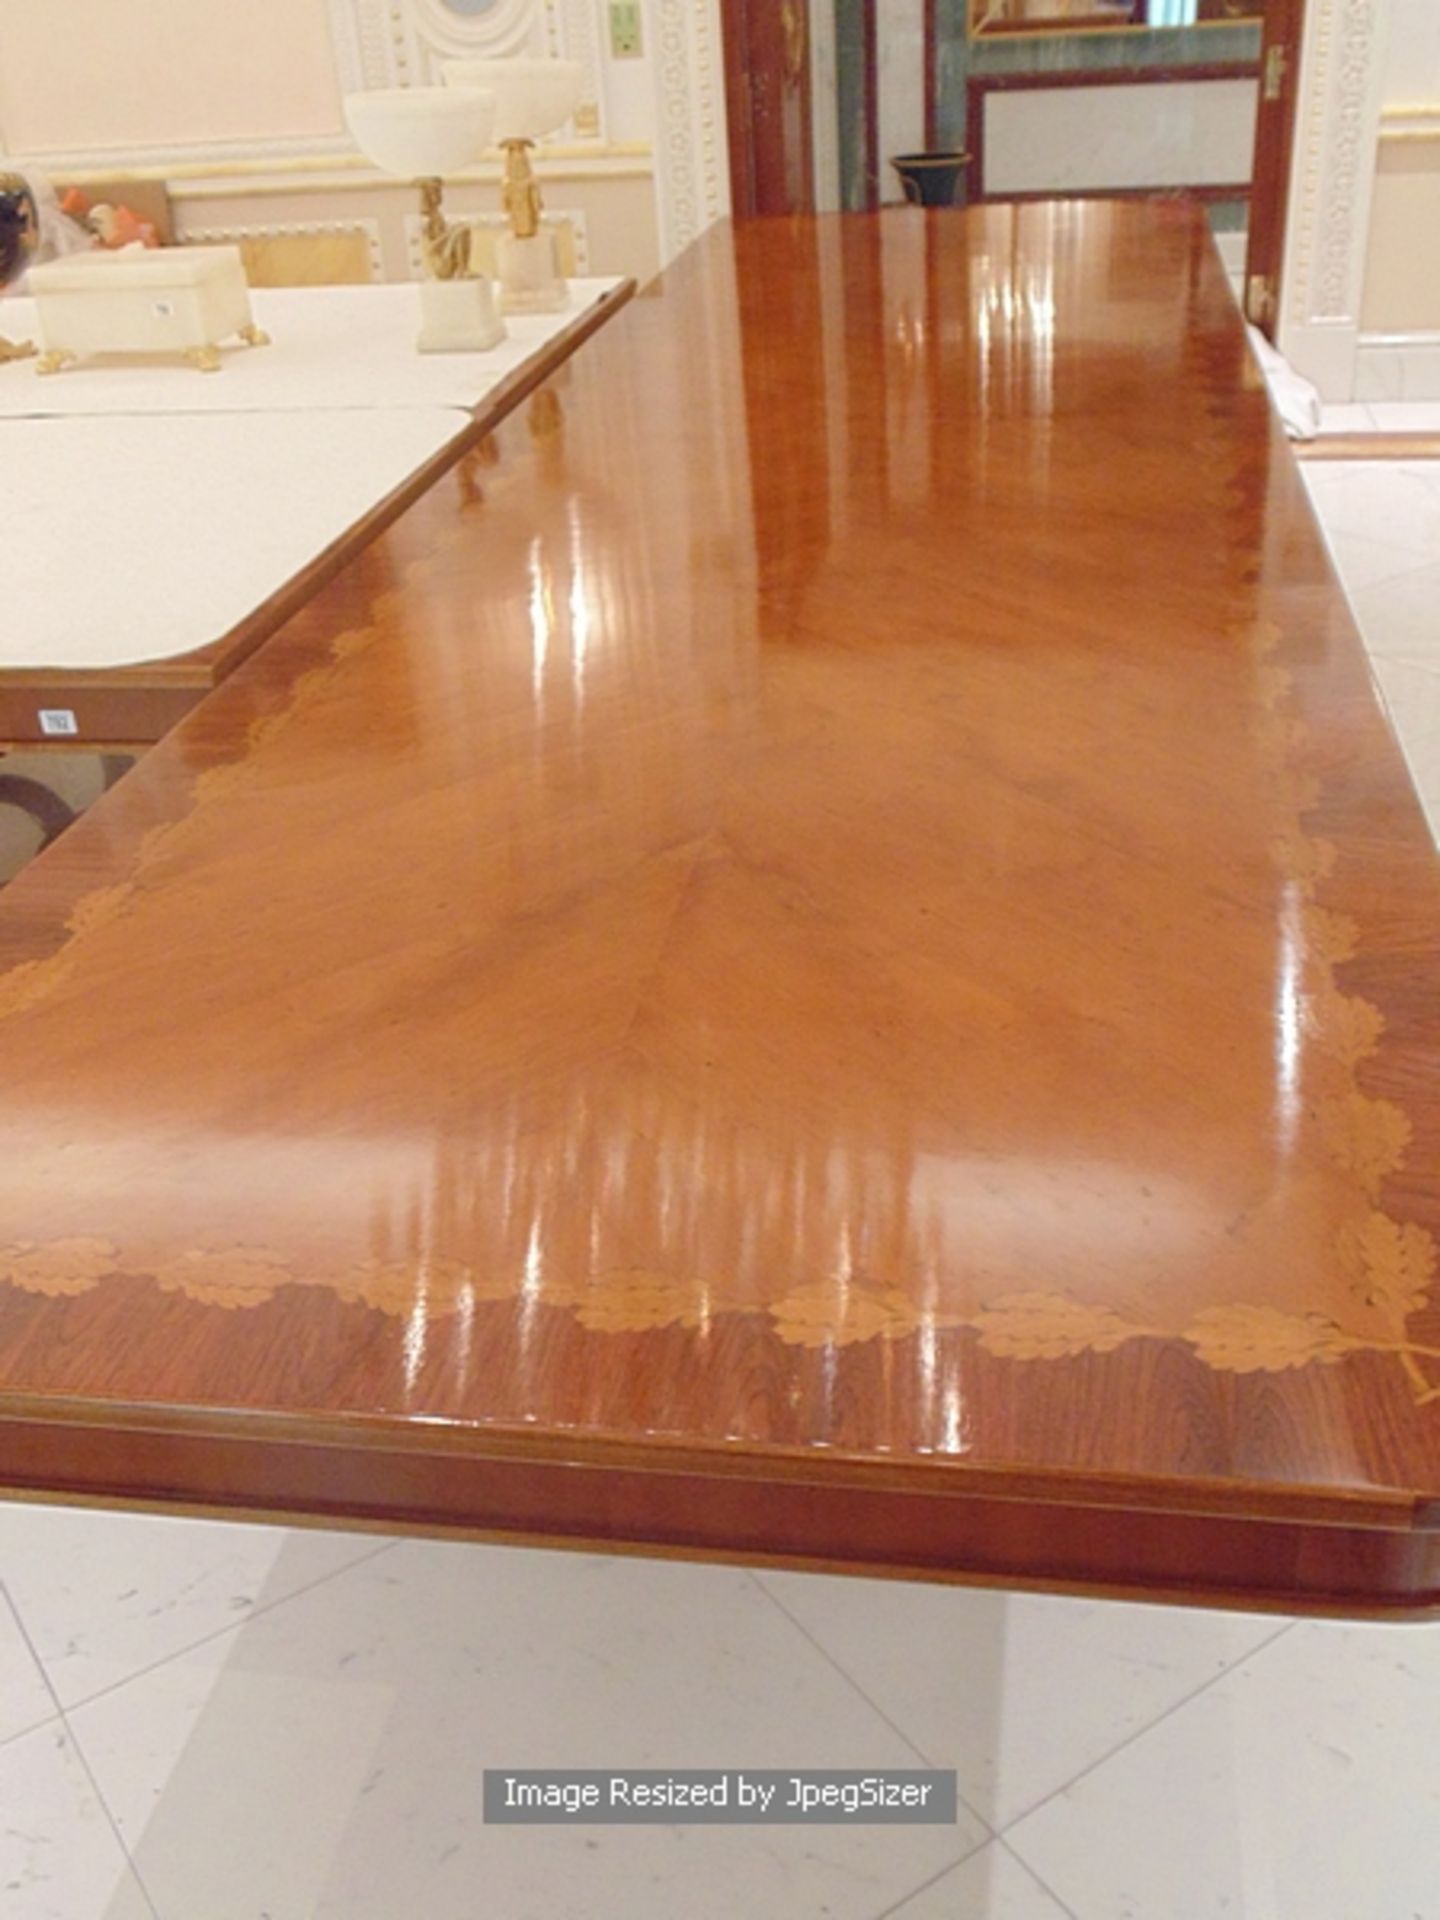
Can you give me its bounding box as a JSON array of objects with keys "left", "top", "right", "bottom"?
[
  {"left": 889, "top": 152, "right": 970, "bottom": 209},
  {"left": 0, "top": 173, "right": 38, "bottom": 290}
]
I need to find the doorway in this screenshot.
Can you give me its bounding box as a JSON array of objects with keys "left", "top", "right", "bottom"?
[{"left": 731, "top": 0, "right": 1309, "bottom": 339}]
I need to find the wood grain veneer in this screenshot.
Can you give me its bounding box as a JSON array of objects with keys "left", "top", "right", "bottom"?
[{"left": 2, "top": 205, "right": 1439, "bottom": 1614}]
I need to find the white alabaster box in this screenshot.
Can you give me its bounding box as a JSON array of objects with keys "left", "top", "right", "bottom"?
[{"left": 27, "top": 245, "right": 259, "bottom": 368}]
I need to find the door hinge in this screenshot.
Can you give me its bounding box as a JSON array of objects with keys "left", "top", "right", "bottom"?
[
  {"left": 1264, "top": 44, "right": 1289, "bottom": 103},
  {"left": 1247, "top": 273, "right": 1277, "bottom": 329}
]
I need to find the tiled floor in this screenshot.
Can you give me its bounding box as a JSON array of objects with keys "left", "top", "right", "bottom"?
[
  {"left": 2, "top": 464, "right": 1439, "bottom": 1919},
  {"left": 1318, "top": 400, "right": 1440, "bottom": 438},
  {"left": 1302, "top": 456, "right": 1440, "bottom": 836}
]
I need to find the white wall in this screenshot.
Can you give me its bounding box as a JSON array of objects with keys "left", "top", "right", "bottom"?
[
  {"left": 1360, "top": 0, "right": 1440, "bottom": 373},
  {"left": 0, "top": 0, "right": 343, "bottom": 152},
  {"left": 1382, "top": 0, "right": 1440, "bottom": 104},
  {"left": 0, "top": 0, "right": 726, "bottom": 283}
]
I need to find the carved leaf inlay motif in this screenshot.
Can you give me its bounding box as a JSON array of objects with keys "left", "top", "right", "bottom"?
[
  {"left": 1338, "top": 1212, "right": 1437, "bottom": 1318},
  {"left": 0, "top": 1238, "right": 115, "bottom": 1297},
  {"left": 154, "top": 1247, "right": 291, "bottom": 1310},
  {"left": 1184, "top": 1305, "right": 1360, "bottom": 1373},
  {"left": 339, "top": 1259, "right": 514, "bottom": 1317},
  {"left": 1306, "top": 986, "right": 1385, "bottom": 1069},
  {"left": 1269, "top": 831, "right": 1337, "bottom": 892},
  {"left": 570, "top": 1270, "right": 705, "bottom": 1335},
  {"left": 1256, "top": 664, "right": 1293, "bottom": 710},
  {"left": 1319, "top": 1093, "right": 1412, "bottom": 1197},
  {"left": 972, "top": 1292, "right": 1143, "bottom": 1360},
  {"left": 0, "top": 957, "right": 70, "bottom": 1023},
  {"left": 770, "top": 1286, "right": 923, "bottom": 1349},
  {"left": 65, "top": 884, "right": 132, "bottom": 939},
  {"left": 1302, "top": 905, "right": 1359, "bottom": 966}
]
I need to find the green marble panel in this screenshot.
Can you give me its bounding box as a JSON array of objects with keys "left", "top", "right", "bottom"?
[
  {"left": 937, "top": 19, "right": 1260, "bottom": 146},
  {"left": 836, "top": 0, "right": 873, "bottom": 211},
  {"left": 831, "top": 5, "right": 1260, "bottom": 202}
]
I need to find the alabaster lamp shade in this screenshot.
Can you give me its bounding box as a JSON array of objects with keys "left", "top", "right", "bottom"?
[
  {"left": 440, "top": 58, "right": 583, "bottom": 142},
  {"left": 344, "top": 86, "right": 497, "bottom": 178},
  {"left": 344, "top": 86, "right": 506, "bottom": 354},
  {"left": 440, "top": 59, "right": 583, "bottom": 315}
]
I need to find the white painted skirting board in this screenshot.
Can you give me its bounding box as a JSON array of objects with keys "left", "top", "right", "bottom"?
[{"left": 1356, "top": 331, "right": 1440, "bottom": 402}]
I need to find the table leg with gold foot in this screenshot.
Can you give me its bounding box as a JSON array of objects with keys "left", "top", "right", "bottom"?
[
  {"left": 185, "top": 344, "right": 222, "bottom": 373},
  {"left": 239, "top": 324, "right": 271, "bottom": 349},
  {"left": 0, "top": 336, "right": 35, "bottom": 363},
  {"left": 35, "top": 348, "right": 75, "bottom": 376}
]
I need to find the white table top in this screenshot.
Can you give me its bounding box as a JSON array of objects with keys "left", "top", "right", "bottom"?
[
  {"left": 2, "top": 409, "right": 467, "bottom": 669},
  {"left": 0, "top": 277, "right": 627, "bottom": 677},
  {"left": 0, "top": 278, "right": 622, "bottom": 416}
]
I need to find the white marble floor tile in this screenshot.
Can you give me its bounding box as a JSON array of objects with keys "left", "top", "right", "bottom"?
[
  {"left": 1370, "top": 653, "right": 1440, "bottom": 835},
  {"left": 1354, "top": 347, "right": 1405, "bottom": 403},
  {"left": 1299, "top": 461, "right": 1440, "bottom": 555},
  {"left": 68, "top": 1543, "right": 981, "bottom": 1920},
  {"left": 1310, "top": 524, "right": 1438, "bottom": 593},
  {"left": 755, "top": 1573, "right": 1286, "bottom": 1832},
  {"left": 1366, "top": 401, "right": 1440, "bottom": 434},
  {"left": 0, "top": 1586, "right": 59, "bottom": 1747},
  {"left": 884, "top": 1843, "right": 1073, "bottom": 1918},
  {"left": 1316, "top": 402, "right": 1375, "bottom": 434},
  {"left": 1006, "top": 1618, "right": 1440, "bottom": 1920},
  {"left": 0, "top": 1720, "right": 155, "bottom": 1920},
  {"left": 0, "top": 1502, "right": 394, "bottom": 1708},
  {"left": 1346, "top": 561, "right": 1440, "bottom": 668}
]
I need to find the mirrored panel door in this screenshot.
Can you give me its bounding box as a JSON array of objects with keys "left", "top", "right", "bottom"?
[{"left": 972, "top": 1, "right": 1263, "bottom": 34}]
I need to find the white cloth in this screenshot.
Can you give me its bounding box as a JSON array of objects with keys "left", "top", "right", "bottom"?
[
  {"left": 2, "top": 409, "right": 468, "bottom": 669},
  {"left": 1246, "top": 324, "right": 1323, "bottom": 441},
  {"left": 0, "top": 277, "right": 622, "bottom": 415}
]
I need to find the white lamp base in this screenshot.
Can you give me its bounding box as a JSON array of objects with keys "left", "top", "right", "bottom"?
[
  {"left": 496, "top": 231, "right": 570, "bottom": 316},
  {"left": 417, "top": 276, "right": 506, "bottom": 353}
]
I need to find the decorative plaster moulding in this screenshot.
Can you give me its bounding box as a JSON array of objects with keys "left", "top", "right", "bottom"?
[
  {"left": 329, "top": 0, "right": 605, "bottom": 138},
  {"left": 1378, "top": 104, "right": 1440, "bottom": 138},
  {"left": 651, "top": 0, "right": 731, "bottom": 262},
  {"left": 1279, "top": 0, "right": 1391, "bottom": 401},
  {"left": 182, "top": 218, "right": 386, "bottom": 281}
]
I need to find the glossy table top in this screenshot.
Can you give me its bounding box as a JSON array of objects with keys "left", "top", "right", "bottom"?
[{"left": 3, "top": 206, "right": 1439, "bottom": 1612}]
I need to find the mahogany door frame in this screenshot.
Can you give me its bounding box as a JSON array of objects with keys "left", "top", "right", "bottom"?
[
  {"left": 719, "top": 0, "right": 818, "bottom": 217},
  {"left": 1244, "top": 0, "right": 1307, "bottom": 337},
  {"left": 922, "top": 0, "right": 1307, "bottom": 331}
]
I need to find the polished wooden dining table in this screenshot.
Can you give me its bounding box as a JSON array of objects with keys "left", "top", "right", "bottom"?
[{"left": 2, "top": 202, "right": 1439, "bottom": 1617}]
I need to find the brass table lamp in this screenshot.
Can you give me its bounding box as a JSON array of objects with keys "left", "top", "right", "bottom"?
[
  {"left": 344, "top": 87, "right": 506, "bottom": 353},
  {"left": 442, "top": 58, "right": 584, "bottom": 315}
]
